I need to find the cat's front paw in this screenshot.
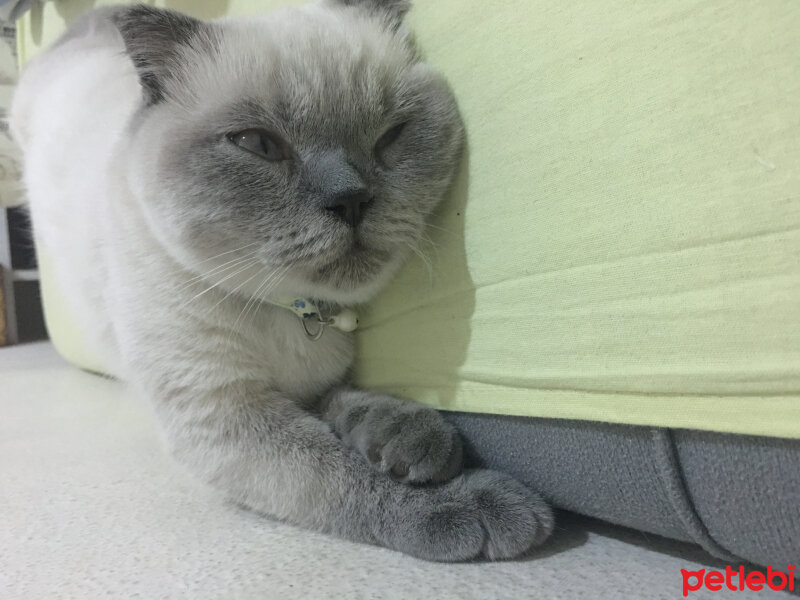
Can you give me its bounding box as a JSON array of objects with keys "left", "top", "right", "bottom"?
[
  {"left": 331, "top": 395, "right": 462, "bottom": 484},
  {"left": 385, "top": 469, "right": 554, "bottom": 561},
  {"left": 463, "top": 470, "right": 554, "bottom": 559}
]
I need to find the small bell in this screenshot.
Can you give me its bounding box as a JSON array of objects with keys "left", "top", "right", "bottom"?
[{"left": 329, "top": 309, "right": 359, "bottom": 332}]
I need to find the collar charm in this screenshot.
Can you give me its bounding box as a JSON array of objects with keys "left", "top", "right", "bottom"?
[{"left": 267, "top": 297, "right": 358, "bottom": 341}]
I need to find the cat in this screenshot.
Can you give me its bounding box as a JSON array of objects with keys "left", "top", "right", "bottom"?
[{"left": 10, "top": 0, "right": 553, "bottom": 561}]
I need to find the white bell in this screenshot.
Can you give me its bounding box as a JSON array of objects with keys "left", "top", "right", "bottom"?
[{"left": 329, "top": 309, "right": 359, "bottom": 332}]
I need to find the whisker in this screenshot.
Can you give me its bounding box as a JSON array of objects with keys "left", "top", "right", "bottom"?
[
  {"left": 241, "top": 265, "right": 291, "bottom": 332},
  {"left": 417, "top": 230, "right": 440, "bottom": 264},
  {"left": 406, "top": 240, "right": 433, "bottom": 283},
  {"left": 178, "top": 258, "right": 261, "bottom": 309},
  {"left": 190, "top": 242, "right": 260, "bottom": 266},
  {"left": 203, "top": 264, "right": 266, "bottom": 316},
  {"left": 231, "top": 266, "right": 283, "bottom": 334},
  {"left": 177, "top": 251, "right": 259, "bottom": 292},
  {"left": 424, "top": 223, "right": 455, "bottom": 234},
  {"left": 226, "top": 280, "right": 265, "bottom": 346}
]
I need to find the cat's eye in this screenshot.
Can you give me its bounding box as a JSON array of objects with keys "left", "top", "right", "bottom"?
[
  {"left": 228, "top": 129, "right": 290, "bottom": 162},
  {"left": 375, "top": 122, "right": 407, "bottom": 154}
]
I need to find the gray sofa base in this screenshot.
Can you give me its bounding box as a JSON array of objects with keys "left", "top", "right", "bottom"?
[{"left": 444, "top": 412, "right": 800, "bottom": 568}]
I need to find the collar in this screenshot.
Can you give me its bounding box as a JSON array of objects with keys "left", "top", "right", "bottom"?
[{"left": 263, "top": 296, "right": 358, "bottom": 341}]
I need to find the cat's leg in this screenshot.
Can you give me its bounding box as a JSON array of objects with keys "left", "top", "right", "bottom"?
[
  {"left": 321, "top": 387, "right": 463, "bottom": 484},
  {"left": 144, "top": 379, "right": 552, "bottom": 561},
  {"left": 111, "top": 254, "right": 553, "bottom": 559}
]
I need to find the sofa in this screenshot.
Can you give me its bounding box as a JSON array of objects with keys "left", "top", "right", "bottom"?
[{"left": 17, "top": 0, "right": 800, "bottom": 568}]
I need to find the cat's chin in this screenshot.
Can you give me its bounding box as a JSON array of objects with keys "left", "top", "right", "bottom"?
[
  {"left": 311, "top": 243, "right": 391, "bottom": 287},
  {"left": 274, "top": 242, "right": 401, "bottom": 305}
]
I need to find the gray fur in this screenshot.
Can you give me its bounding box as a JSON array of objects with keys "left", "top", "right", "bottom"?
[
  {"left": 112, "top": 6, "right": 212, "bottom": 105},
  {"left": 12, "top": 0, "right": 553, "bottom": 562},
  {"left": 322, "top": 388, "right": 464, "bottom": 484}
]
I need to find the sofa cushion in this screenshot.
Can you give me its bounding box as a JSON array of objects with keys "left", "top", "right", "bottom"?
[{"left": 447, "top": 411, "right": 800, "bottom": 567}]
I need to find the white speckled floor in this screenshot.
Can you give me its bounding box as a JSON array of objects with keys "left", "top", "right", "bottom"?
[{"left": 0, "top": 343, "right": 792, "bottom": 599}]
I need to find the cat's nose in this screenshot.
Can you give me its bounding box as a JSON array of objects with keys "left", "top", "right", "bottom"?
[{"left": 324, "top": 190, "right": 372, "bottom": 227}]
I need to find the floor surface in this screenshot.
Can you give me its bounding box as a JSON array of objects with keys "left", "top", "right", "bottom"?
[{"left": 1, "top": 343, "right": 793, "bottom": 599}]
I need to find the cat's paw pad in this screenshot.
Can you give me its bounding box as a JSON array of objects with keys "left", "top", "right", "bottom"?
[{"left": 337, "top": 400, "right": 463, "bottom": 484}]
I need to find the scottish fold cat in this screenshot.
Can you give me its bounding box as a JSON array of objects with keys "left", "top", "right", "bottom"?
[{"left": 10, "top": 0, "right": 553, "bottom": 560}]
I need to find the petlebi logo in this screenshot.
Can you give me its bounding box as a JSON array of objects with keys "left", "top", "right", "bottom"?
[{"left": 681, "top": 565, "right": 795, "bottom": 597}]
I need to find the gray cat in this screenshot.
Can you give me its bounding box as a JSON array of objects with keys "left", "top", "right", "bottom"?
[{"left": 10, "top": 0, "right": 553, "bottom": 561}]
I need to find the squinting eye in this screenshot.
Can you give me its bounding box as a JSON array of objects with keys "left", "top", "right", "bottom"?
[
  {"left": 375, "top": 122, "right": 407, "bottom": 154},
  {"left": 228, "top": 129, "right": 290, "bottom": 162}
]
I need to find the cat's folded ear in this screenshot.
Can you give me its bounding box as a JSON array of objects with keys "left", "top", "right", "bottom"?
[
  {"left": 328, "top": 0, "right": 411, "bottom": 30},
  {"left": 111, "top": 5, "right": 213, "bottom": 106}
]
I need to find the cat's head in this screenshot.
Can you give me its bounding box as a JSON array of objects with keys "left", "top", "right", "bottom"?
[{"left": 114, "top": 1, "right": 463, "bottom": 305}]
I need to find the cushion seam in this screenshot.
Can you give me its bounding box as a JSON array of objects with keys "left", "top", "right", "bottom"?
[{"left": 651, "top": 427, "right": 742, "bottom": 563}]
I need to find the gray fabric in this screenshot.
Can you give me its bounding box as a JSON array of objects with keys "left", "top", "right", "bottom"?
[
  {"left": 675, "top": 430, "right": 800, "bottom": 567},
  {"left": 651, "top": 429, "right": 740, "bottom": 563},
  {"left": 446, "top": 411, "right": 800, "bottom": 569},
  {"left": 445, "top": 413, "right": 690, "bottom": 541}
]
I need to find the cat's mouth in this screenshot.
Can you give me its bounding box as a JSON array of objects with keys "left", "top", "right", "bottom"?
[
  {"left": 310, "top": 240, "right": 391, "bottom": 286},
  {"left": 328, "top": 226, "right": 385, "bottom": 260}
]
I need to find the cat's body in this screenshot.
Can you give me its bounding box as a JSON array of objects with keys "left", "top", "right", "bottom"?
[{"left": 11, "top": 1, "right": 553, "bottom": 561}]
